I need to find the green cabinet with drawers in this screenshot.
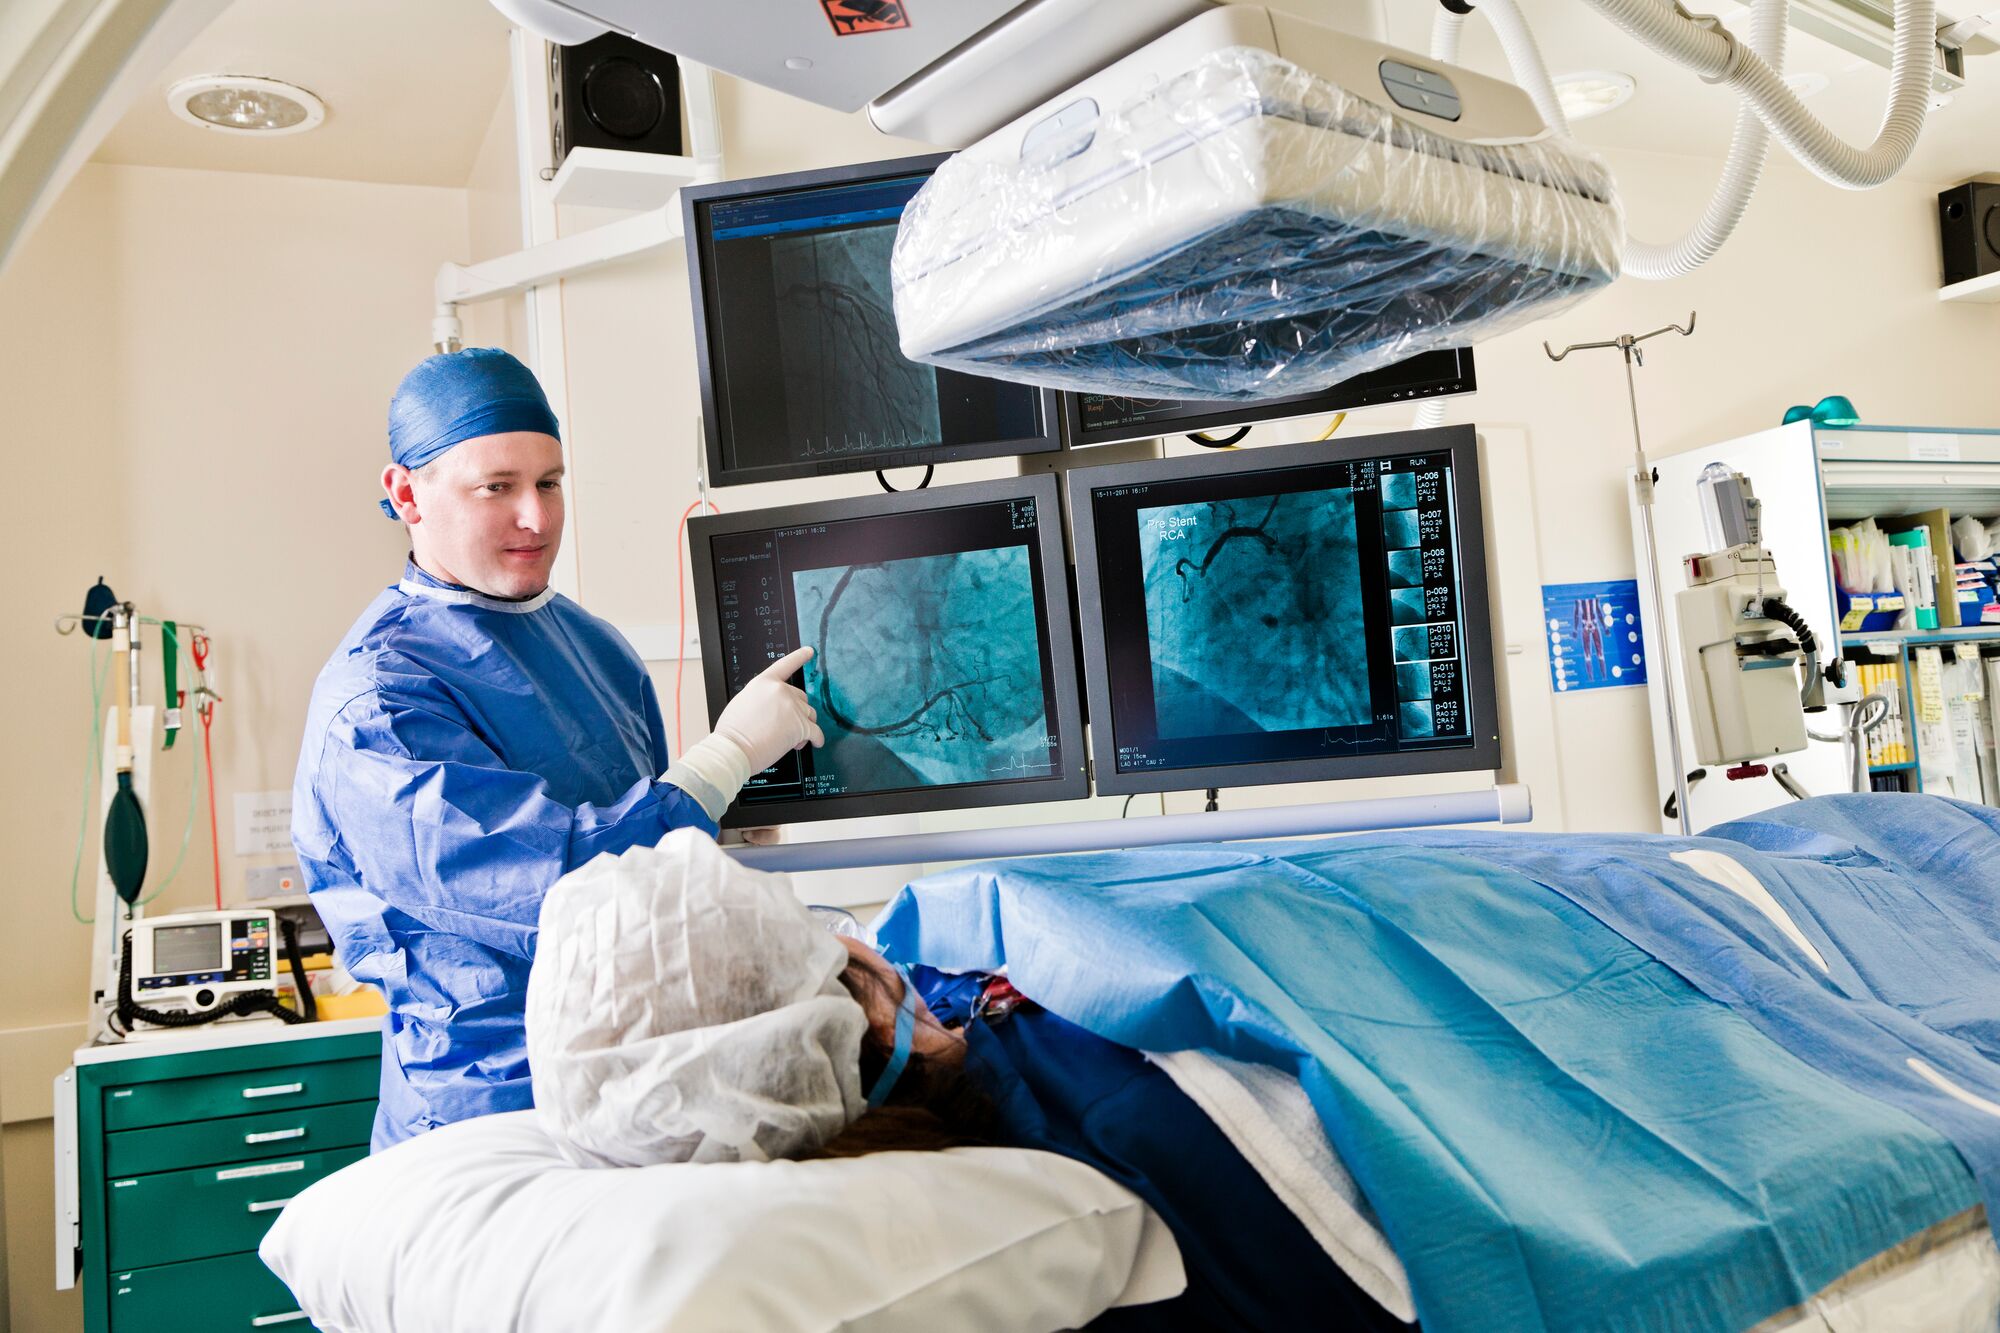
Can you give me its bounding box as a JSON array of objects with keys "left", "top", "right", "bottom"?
[{"left": 63, "top": 1025, "right": 381, "bottom": 1333}]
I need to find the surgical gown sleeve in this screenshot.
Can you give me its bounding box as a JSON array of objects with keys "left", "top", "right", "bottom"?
[{"left": 312, "top": 659, "right": 716, "bottom": 959}]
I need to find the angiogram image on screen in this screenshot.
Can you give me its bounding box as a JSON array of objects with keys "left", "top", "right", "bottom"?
[
  {"left": 772, "top": 227, "right": 942, "bottom": 458},
  {"left": 1137, "top": 489, "right": 1370, "bottom": 739},
  {"left": 793, "top": 548, "right": 1054, "bottom": 791}
]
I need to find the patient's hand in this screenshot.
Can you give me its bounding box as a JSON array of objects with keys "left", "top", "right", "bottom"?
[{"left": 739, "top": 827, "right": 783, "bottom": 846}]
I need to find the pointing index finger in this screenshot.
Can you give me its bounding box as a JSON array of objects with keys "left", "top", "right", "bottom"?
[{"left": 759, "top": 644, "right": 815, "bottom": 681}]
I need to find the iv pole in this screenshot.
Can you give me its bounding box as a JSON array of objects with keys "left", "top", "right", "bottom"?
[{"left": 1545, "top": 313, "right": 1697, "bottom": 836}]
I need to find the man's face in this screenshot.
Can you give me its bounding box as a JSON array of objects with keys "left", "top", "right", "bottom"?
[{"left": 388, "top": 432, "right": 565, "bottom": 599}]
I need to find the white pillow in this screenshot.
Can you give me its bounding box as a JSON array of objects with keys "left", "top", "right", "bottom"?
[{"left": 261, "top": 1110, "right": 1186, "bottom": 1333}]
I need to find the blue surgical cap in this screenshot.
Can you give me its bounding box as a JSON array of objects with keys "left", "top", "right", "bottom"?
[{"left": 380, "top": 348, "right": 561, "bottom": 517}]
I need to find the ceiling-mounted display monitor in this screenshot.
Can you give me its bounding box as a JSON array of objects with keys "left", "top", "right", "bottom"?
[
  {"left": 1068, "top": 425, "right": 1500, "bottom": 795},
  {"left": 688, "top": 474, "right": 1087, "bottom": 825},
  {"left": 1061, "top": 347, "right": 1476, "bottom": 448},
  {"left": 684, "top": 153, "right": 1060, "bottom": 487}
]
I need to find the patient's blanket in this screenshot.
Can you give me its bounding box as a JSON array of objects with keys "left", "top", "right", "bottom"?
[{"left": 872, "top": 794, "right": 1996, "bottom": 1333}]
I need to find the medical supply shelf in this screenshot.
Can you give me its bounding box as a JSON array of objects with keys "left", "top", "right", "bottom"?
[
  {"left": 1637, "top": 421, "right": 2000, "bottom": 830},
  {"left": 1846, "top": 625, "right": 2000, "bottom": 646},
  {"left": 1840, "top": 628, "right": 2000, "bottom": 792},
  {"left": 57, "top": 1017, "right": 381, "bottom": 1333}
]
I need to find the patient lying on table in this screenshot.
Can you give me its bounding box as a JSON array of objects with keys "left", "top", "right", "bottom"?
[{"left": 524, "top": 831, "right": 1409, "bottom": 1332}]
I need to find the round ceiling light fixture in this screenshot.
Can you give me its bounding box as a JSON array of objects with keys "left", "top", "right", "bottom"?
[
  {"left": 167, "top": 75, "right": 325, "bottom": 135},
  {"left": 1552, "top": 70, "right": 1637, "bottom": 123}
]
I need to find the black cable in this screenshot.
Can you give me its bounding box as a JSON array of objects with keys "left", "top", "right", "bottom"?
[
  {"left": 1661, "top": 769, "right": 1708, "bottom": 821},
  {"left": 1759, "top": 598, "right": 1817, "bottom": 660},
  {"left": 876, "top": 466, "right": 934, "bottom": 493},
  {"left": 117, "top": 924, "right": 308, "bottom": 1031},
  {"left": 1121, "top": 794, "right": 1136, "bottom": 819},
  {"left": 281, "top": 916, "right": 318, "bottom": 1023},
  {"left": 1188, "top": 428, "right": 1248, "bottom": 450},
  {"left": 1759, "top": 596, "right": 1831, "bottom": 709}
]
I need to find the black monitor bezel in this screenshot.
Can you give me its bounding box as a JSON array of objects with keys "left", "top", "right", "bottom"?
[
  {"left": 687, "top": 472, "right": 1089, "bottom": 826},
  {"left": 683, "top": 153, "right": 1062, "bottom": 488},
  {"left": 1067, "top": 424, "right": 1502, "bottom": 796},
  {"left": 1058, "top": 349, "right": 1478, "bottom": 449}
]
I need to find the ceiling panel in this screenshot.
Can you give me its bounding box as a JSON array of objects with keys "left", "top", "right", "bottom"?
[{"left": 90, "top": 0, "right": 512, "bottom": 188}]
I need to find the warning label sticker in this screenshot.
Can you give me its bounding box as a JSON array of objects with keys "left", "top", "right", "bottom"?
[{"left": 821, "top": 0, "right": 910, "bottom": 35}]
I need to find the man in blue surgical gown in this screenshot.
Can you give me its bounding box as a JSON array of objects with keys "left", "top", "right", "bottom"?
[{"left": 293, "top": 348, "right": 823, "bottom": 1150}]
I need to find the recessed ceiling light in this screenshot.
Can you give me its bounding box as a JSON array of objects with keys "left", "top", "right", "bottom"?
[
  {"left": 167, "top": 75, "right": 326, "bottom": 136},
  {"left": 1552, "top": 70, "right": 1637, "bottom": 122}
]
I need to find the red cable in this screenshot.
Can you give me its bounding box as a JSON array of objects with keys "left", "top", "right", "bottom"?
[
  {"left": 201, "top": 706, "right": 221, "bottom": 910},
  {"left": 673, "top": 497, "right": 720, "bottom": 755},
  {"left": 192, "top": 634, "right": 222, "bottom": 909}
]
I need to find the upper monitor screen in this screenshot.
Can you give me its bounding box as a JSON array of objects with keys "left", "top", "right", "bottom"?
[
  {"left": 1063, "top": 348, "right": 1476, "bottom": 448},
  {"left": 1069, "top": 427, "right": 1499, "bottom": 794},
  {"left": 685, "top": 155, "right": 1059, "bottom": 486},
  {"left": 688, "top": 475, "right": 1087, "bottom": 825}
]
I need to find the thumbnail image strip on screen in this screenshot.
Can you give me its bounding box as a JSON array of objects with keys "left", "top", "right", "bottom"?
[{"left": 1071, "top": 427, "right": 1500, "bottom": 795}]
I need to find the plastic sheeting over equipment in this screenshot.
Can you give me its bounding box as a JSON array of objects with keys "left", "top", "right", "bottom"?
[{"left": 892, "top": 46, "right": 1625, "bottom": 401}]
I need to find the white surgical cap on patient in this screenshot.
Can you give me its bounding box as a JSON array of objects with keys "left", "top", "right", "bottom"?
[{"left": 526, "top": 830, "right": 868, "bottom": 1168}]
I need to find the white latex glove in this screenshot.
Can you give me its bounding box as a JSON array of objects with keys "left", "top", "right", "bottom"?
[
  {"left": 716, "top": 646, "right": 825, "bottom": 770},
  {"left": 662, "top": 647, "right": 826, "bottom": 823}
]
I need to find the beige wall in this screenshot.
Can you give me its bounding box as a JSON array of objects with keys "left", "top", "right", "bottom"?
[
  {"left": 0, "top": 159, "right": 468, "bottom": 1333},
  {"left": 6, "top": 60, "right": 2000, "bottom": 1333}
]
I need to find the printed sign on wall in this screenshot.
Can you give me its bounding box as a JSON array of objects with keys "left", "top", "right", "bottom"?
[
  {"left": 1542, "top": 579, "right": 1648, "bottom": 692},
  {"left": 234, "top": 790, "right": 295, "bottom": 857}
]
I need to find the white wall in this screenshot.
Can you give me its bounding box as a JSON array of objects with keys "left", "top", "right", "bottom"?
[
  {"left": 1466, "top": 149, "right": 2000, "bottom": 827},
  {"left": 0, "top": 159, "right": 468, "bottom": 1333}
]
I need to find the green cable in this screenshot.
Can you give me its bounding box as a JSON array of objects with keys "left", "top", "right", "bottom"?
[
  {"left": 69, "top": 632, "right": 112, "bottom": 925},
  {"left": 68, "top": 621, "right": 206, "bottom": 921},
  {"left": 139, "top": 696, "right": 201, "bottom": 903},
  {"left": 139, "top": 624, "right": 201, "bottom": 903}
]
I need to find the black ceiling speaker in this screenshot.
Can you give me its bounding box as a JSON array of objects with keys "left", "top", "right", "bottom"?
[
  {"left": 551, "top": 33, "right": 684, "bottom": 167},
  {"left": 1938, "top": 181, "right": 2000, "bottom": 288}
]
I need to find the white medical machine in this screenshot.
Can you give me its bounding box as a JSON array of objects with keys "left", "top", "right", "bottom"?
[
  {"left": 114, "top": 908, "right": 304, "bottom": 1039},
  {"left": 886, "top": 6, "right": 1621, "bottom": 399},
  {"left": 1674, "top": 466, "right": 1836, "bottom": 770}
]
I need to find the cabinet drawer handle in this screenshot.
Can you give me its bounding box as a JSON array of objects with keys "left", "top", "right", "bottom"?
[
  {"left": 251, "top": 1312, "right": 310, "bottom": 1327},
  {"left": 244, "top": 1127, "right": 307, "bottom": 1144},
  {"left": 246, "top": 1197, "right": 297, "bottom": 1214},
  {"left": 241, "top": 1082, "right": 305, "bottom": 1100},
  {"left": 218, "top": 1160, "right": 304, "bottom": 1182}
]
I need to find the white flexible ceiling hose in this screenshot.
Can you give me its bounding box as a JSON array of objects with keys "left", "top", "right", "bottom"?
[
  {"left": 1577, "top": 0, "right": 1935, "bottom": 190},
  {"left": 1467, "top": 0, "right": 1573, "bottom": 137},
  {"left": 1621, "top": 0, "right": 1785, "bottom": 276},
  {"left": 1432, "top": 0, "right": 1789, "bottom": 279}
]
